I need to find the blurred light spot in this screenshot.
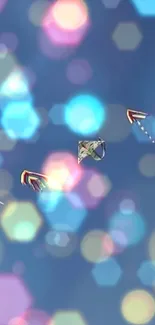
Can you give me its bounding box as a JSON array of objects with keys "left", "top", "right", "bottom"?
[
  {"left": 1, "top": 101, "right": 40, "bottom": 140},
  {"left": 74, "top": 169, "right": 110, "bottom": 209},
  {"left": 23, "top": 309, "right": 50, "bottom": 325},
  {"left": 112, "top": 22, "right": 142, "bottom": 50},
  {"left": 81, "top": 230, "right": 114, "bottom": 263},
  {"left": 0, "top": 43, "right": 8, "bottom": 58},
  {"left": 42, "top": 0, "right": 90, "bottom": 47},
  {"left": 49, "top": 104, "right": 65, "bottom": 125},
  {"left": 42, "top": 194, "right": 87, "bottom": 232},
  {"left": 38, "top": 190, "right": 63, "bottom": 214},
  {"left": 0, "top": 69, "right": 30, "bottom": 100},
  {"left": 130, "top": 0, "right": 155, "bottom": 16},
  {"left": 109, "top": 211, "right": 146, "bottom": 246},
  {"left": 28, "top": 0, "right": 49, "bottom": 26},
  {"left": 0, "top": 129, "right": 17, "bottom": 151},
  {"left": 87, "top": 174, "right": 112, "bottom": 199},
  {"left": 109, "top": 229, "right": 128, "bottom": 253},
  {"left": 0, "top": 0, "right": 7, "bottom": 13},
  {"left": 119, "top": 199, "right": 135, "bottom": 214},
  {"left": 46, "top": 230, "right": 70, "bottom": 247},
  {"left": 45, "top": 228, "right": 77, "bottom": 257},
  {"left": 100, "top": 104, "right": 130, "bottom": 142},
  {"left": 9, "top": 316, "right": 28, "bottom": 325},
  {"left": 139, "top": 154, "right": 155, "bottom": 177},
  {"left": 102, "top": 0, "right": 122, "bottom": 8},
  {"left": 137, "top": 261, "right": 155, "bottom": 286},
  {"left": 64, "top": 94, "right": 106, "bottom": 136},
  {"left": 51, "top": 0, "right": 89, "bottom": 31},
  {"left": 12, "top": 261, "right": 25, "bottom": 276},
  {"left": 0, "top": 169, "right": 13, "bottom": 196},
  {"left": 148, "top": 231, "right": 155, "bottom": 261},
  {"left": 52, "top": 310, "right": 87, "bottom": 325},
  {"left": 42, "top": 152, "right": 83, "bottom": 192},
  {"left": 121, "top": 290, "right": 155, "bottom": 324},
  {"left": 1, "top": 201, "right": 43, "bottom": 242},
  {"left": 66, "top": 191, "right": 85, "bottom": 209},
  {"left": 0, "top": 33, "right": 18, "bottom": 53},
  {"left": 39, "top": 31, "right": 74, "bottom": 60},
  {"left": 92, "top": 257, "right": 122, "bottom": 286},
  {"left": 0, "top": 274, "right": 32, "bottom": 324},
  {"left": 66, "top": 59, "right": 92, "bottom": 85}
]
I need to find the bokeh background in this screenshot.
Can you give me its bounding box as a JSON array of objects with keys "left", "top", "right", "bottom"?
[{"left": 0, "top": 0, "right": 155, "bottom": 324}]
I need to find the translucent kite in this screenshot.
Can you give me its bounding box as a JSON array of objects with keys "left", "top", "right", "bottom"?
[
  {"left": 21, "top": 170, "right": 49, "bottom": 192},
  {"left": 127, "top": 109, "right": 155, "bottom": 143},
  {"left": 78, "top": 137, "right": 106, "bottom": 163}
]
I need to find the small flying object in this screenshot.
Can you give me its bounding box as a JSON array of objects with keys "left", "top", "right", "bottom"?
[
  {"left": 21, "top": 170, "right": 49, "bottom": 192},
  {"left": 127, "top": 109, "right": 155, "bottom": 143},
  {"left": 78, "top": 137, "right": 106, "bottom": 164}
]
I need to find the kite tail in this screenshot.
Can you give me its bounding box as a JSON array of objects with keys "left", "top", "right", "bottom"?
[{"left": 136, "top": 120, "right": 155, "bottom": 143}]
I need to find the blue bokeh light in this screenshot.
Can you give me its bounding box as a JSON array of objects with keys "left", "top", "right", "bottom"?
[
  {"left": 64, "top": 94, "right": 106, "bottom": 135},
  {"left": 92, "top": 258, "right": 122, "bottom": 286},
  {"left": 1, "top": 100, "right": 40, "bottom": 140},
  {"left": 39, "top": 193, "right": 87, "bottom": 232},
  {"left": 38, "top": 191, "right": 63, "bottom": 214},
  {"left": 137, "top": 260, "right": 155, "bottom": 286},
  {"left": 0, "top": 70, "right": 31, "bottom": 100},
  {"left": 130, "top": 0, "right": 155, "bottom": 16},
  {"left": 109, "top": 211, "right": 146, "bottom": 246}
]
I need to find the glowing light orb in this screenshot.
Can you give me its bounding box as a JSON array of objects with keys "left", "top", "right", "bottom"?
[
  {"left": 137, "top": 260, "right": 155, "bottom": 286},
  {"left": 109, "top": 211, "right": 146, "bottom": 246},
  {"left": 130, "top": 0, "right": 155, "bottom": 16},
  {"left": 64, "top": 94, "right": 106, "bottom": 135},
  {"left": 43, "top": 195, "right": 87, "bottom": 232},
  {"left": 73, "top": 169, "right": 110, "bottom": 209},
  {"left": 1, "top": 101, "right": 40, "bottom": 140},
  {"left": 92, "top": 257, "right": 122, "bottom": 286},
  {"left": 121, "top": 290, "right": 155, "bottom": 324},
  {"left": 0, "top": 201, "right": 43, "bottom": 242},
  {"left": 0, "top": 275, "right": 32, "bottom": 324},
  {"left": 42, "top": 152, "right": 83, "bottom": 192},
  {"left": 80, "top": 230, "right": 114, "bottom": 263},
  {"left": 119, "top": 198, "right": 135, "bottom": 214},
  {"left": 0, "top": 69, "right": 30, "bottom": 100},
  {"left": 51, "top": 0, "right": 89, "bottom": 31},
  {"left": 42, "top": 0, "right": 90, "bottom": 47},
  {"left": 38, "top": 190, "right": 63, "bottom": 214},
  {"left": 51, "top": 310, "right": 87, "bottom": 325}
]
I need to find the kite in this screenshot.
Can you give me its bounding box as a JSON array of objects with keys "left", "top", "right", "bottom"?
[
  {"left": 127, "top": 109, "right": 155, "bottom": 143},
  {"left": 21, "top": 170, "right": 49, "bottom": 192},
  {"left": 78, "top": 137, "right": 106, "bottom": 164}
]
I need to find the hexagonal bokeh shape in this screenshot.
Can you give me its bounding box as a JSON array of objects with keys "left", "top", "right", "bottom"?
[
  {"left": 130, "top": 0, "right": 155, "bottom": 16},
  {"left": 92, "top": 257, "right": 122, "bottom": 286},
  {"left": 51, "top": 310, "right": 87, "bottom": 325},
  {"left": 137, "top": 260, "right": 155, "bottom": 286},
  {"left": 1, "top": 201, "right": 43, "bottom": 242},
  {"left": 0, "top": 274, "right": 32, "bottom": 324},
  {"left": 112, "top": 22, "right": 143, "bottom": 50},
  {"left": 1, "top": 100, "right": 40, "bottom": 140},
  {"left": 102, "top": 0, "right": 121, "bottom": 9}
]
